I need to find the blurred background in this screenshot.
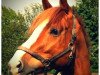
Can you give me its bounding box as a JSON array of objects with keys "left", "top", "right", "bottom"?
[{"left": 2, "top": 0, "right": 98, "bottom": 75}]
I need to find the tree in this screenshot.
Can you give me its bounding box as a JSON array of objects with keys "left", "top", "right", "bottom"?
[
  {"left": 76, "top": 0, "right": 98, "bottom": 72},
  {"left": 24, "top": 3, "right": 43, "bottom": 26},
  {"left": 2, "top": 6, "right": 27, "bottom": 75}
]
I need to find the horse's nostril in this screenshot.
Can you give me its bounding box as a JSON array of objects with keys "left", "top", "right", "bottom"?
[
  {"left": 17, "top": 61, "right": 23, "bottom": 73},
  {"left": 17, "top": 61, "right": 22, "bottom": 68}
]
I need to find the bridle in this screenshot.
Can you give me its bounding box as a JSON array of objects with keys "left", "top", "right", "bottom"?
[{"left": 18, "top": 15, "right": 77, "bottom": 75}]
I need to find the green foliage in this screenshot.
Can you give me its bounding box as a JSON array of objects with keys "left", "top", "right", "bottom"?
[
  {"left": 2, "top": 6, "right": 27, "bottom": 75},
  {"left": 76, "top": 0, "right": 98, "bottom": 72},
  {"left": 24, "top": 3, "right": 43, "bottom": 26}
]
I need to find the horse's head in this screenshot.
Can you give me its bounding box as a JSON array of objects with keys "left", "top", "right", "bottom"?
[{"left": 8, "top": 0, "right": 89, "bottom": 75}]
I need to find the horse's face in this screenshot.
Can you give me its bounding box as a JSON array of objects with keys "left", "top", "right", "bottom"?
[{"left": 8, "top": 0, "right": 78, "bottom": 75}]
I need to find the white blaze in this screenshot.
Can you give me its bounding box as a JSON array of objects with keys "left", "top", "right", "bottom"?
[
  {"left": 22, "top": 19, "right": 49, "bottom": 49},
  {"left": 8, "top": 19, "right": 49, "bottom": 72}
]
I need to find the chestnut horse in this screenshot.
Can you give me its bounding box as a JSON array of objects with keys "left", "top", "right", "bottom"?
[{"left": 8, "top": 0, "right": 91, "bottom": 75}]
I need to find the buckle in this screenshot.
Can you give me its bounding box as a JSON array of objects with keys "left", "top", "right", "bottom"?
[{"left": 42, "top": 59, "right": 51, "bottom": 67}]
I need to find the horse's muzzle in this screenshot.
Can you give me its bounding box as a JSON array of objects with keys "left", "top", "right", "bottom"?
[{"left": 8, "top": 60, "right": 24, "bottom": 75}]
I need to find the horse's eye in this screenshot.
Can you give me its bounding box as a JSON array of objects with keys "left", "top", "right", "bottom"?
[{"left": 50, "top": 28, "right": 59, "bottom": 36}]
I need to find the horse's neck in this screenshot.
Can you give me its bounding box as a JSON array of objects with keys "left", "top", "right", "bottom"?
[{"left": 74, "top": 29, "right": 91, "bottom": 75}]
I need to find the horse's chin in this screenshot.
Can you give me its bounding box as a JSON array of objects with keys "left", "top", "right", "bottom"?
[{"left": 9, "top": 69, "right": 27, "bottom": 75}]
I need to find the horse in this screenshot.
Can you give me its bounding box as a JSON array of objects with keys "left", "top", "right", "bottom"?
[{"left": 8, "top": 0, "right": 91, "bottom": 75}]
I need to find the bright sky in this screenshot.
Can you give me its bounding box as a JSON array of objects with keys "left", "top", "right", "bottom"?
[{"left": 2, "top": 0, "right": 76, "bottom": 13}]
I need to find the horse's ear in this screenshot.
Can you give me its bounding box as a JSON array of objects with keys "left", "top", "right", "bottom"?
[
  {"left": 59, "top": 0, "right": 70, "bottom": 11},
  {"left": 42, "top": 0, "right": 52, "bottom": 10}
]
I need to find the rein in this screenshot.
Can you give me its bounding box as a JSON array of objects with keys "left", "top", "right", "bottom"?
[{"left": 18, "top": 15, "right": 76, "bottom": 75}]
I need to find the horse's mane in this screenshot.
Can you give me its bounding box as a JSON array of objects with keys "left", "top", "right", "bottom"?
[
  {"left": 73, "top": 12, "right": 90, "bottom": 49},
  {"left": 28, "top": 7, "right": 90, "bottom": 49}
]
